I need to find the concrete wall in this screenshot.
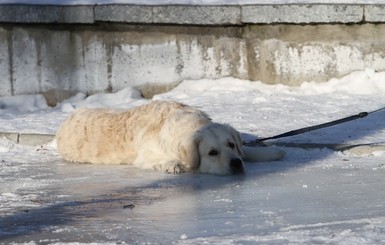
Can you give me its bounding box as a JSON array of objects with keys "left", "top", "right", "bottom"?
[
  {"left": 0, "top": 24, "right": 248, "bottom": 100},
  {"left": 245, "top": 24, "right": 385, "bottom": 85},
  {"left": 1, "top": 4, "right": 385, "bottom": 101}
]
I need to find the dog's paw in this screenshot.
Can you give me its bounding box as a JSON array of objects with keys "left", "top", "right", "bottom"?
[{"left": 161, "top": 161, "right": 185, "bottom": 174}]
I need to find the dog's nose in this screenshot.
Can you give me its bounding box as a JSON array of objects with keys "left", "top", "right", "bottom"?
[{"left": 230, "top": 158, "right": 244, "bottom": 175}]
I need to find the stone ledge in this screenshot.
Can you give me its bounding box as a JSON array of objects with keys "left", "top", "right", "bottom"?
[
  {"left": 0, "top": 5, "right": 94, "bottom": 23},
  {"left": 242, "top": 4, "right": 363, "bottom": 24},
  {"left": 365, "top": 5, "right": 385, "bottom": 22},
  {"left": 0, "top": 132, "right": 55, "bottom": 146},
  {"left": 95, "top": 5, "right": 241, "bottom": 25},
  {"left": 0, "top": 4, "right": 385, "bottom": 25}
]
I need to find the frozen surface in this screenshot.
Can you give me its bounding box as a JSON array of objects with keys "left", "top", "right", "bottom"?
[{"left": 1, "top": 69, "right": 385, "bottom": 244}]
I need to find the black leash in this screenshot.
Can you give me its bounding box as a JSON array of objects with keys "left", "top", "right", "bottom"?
[{"left": 244, "top": 106, "right": 385, "bottom": 146}]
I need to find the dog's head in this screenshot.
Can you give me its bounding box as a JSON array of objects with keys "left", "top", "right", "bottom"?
[{"left": 181, "top": 123, "right": 245, "bottom": 175}]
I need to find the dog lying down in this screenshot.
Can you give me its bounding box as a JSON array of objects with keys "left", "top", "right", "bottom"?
[{"left": 56, "top": 101, "right": 285, "bottom": 175}]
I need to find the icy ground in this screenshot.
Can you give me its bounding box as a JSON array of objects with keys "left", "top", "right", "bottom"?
[{"left": 1, "top": 69, "right": 385, "bottom": 244}]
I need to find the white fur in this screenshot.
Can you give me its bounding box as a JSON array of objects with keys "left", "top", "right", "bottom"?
[{"left": 56, "top": 101, "right": 285, "bottom": 175}]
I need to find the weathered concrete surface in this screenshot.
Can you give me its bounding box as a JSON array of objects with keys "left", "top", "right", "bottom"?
[
  {"left": 1, "top": 4, "right": 385, "bottom": 97},
  {"left": 365, "top": 5, "right": 385, "bottom": 22},
  {"left": 0, "top": 132, "right": 55, "bottom": 146},
  {"left": 245, "top": 24, "right": 385, "bottom": 85},
  {"left": 0, "top": 24, "right": 248, "bottom": 98},
  {"left": 1, "top": 23, "right": 385, "bottom": 97},
  {"left": 2, "top": 4, "right": 385, "bottom": 24},
  {"left": 95, "top": 5, "right": 241, "bottom": 25},
  {"left": 0, "top": 5, "right": 93, "bottom": 23},
  {"left": 242, "top": 5, "right": 363, "bottom": 24}
]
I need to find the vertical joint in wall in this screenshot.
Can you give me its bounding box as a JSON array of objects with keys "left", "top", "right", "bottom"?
[{"left": 7, "top": 29, "right": 14, "bottom": 96}]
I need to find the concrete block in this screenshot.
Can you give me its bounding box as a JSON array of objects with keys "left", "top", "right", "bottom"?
[
  {"left": 95, "top": 5, "right": 153, "bottom": 23},
  {"left": 37, "top": 30, "right": 77, "bottom": 92},
  {"left": 0, "top": 132, "right": 18, "bottom": 144},
  {"left": 110, "top": 40, "right": 182, "bottom": 90},
  {"left": 0, "top": 5, "right": 94, "bottom": 23},
  {"left": 82, "top": 37, "right": 110, "bottom": 93},
  {"left": 242, "top": 4, "right": 363, "bottom": 24},
  {"left": 18, "top": 133, "right": 55, "bottom": 146},
  {"left": 151, "top": 5, "right": 241, "bottom": 25},
  {"left": 0, "top": 27, "right": 11, "bottom": 97},
  {"left": 107, "top": 33, "right": 247, "bottom": 90},
  {"left": 95, "top": 5, "right": 241, "bottom": 25},
  {"left": 365, "top": 5, "right": 385, "bottom": 22},
  {"left": 248, "top": 38, "right": 385, "bottom": 85},
  {"left": 11, "top": 28, "right": 41, "bottom": 95},
  {"left": 9, "top": 27, "right": 110, "bottom": 95}
]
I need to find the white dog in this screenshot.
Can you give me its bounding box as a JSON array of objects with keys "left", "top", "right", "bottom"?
[{"left": 56, "top": 101, "right": 285, "bottom": 175}]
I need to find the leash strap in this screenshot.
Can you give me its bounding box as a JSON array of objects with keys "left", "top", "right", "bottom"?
[
  {"left": 255, "top": 112, "right": 368, "bottom": 143},
  {"left": 245, "top": 107, "right": 385, "bottom": 145}
]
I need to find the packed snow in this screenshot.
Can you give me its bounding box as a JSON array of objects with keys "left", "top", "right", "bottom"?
[{"left": 1, "top": 69, "right": 385, "bottom": 244}]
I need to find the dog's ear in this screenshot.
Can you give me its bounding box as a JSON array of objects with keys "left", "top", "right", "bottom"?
[
  {"left": 179, "top": 135, "right": 201, "bottom": 171},
  {"left": 226, "top": 125, "right": 244, "bottom": 158}
]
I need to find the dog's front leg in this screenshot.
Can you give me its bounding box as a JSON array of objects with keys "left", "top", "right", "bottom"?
[
  {"left": 242, "top": 146, "right": 286, "bottom": 162},
  {"left": 153, "top": 160, "right": 185, "bottom": 174},
  {"left": 133, "top": 148, "right": 185, "bottom": 174}
]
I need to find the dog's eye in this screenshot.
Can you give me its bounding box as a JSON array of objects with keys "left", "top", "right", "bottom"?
[
  {"left": 208, "top": 149, "right": 219, "bottom": 156},
  {"left": 228, "top": 142, "right": 235, "bottom": 149}
]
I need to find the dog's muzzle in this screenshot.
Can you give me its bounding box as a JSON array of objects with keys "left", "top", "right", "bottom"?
[{"left": 230, "top": 158, "right": 245, "bottom": 175}]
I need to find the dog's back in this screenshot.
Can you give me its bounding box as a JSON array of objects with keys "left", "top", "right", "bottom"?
[{"left": 56, "top": 101, "right": 210, "bottom": 165}]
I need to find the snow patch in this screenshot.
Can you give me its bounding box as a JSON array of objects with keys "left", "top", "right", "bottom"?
[
  {"left": 343, "top": 145, "right": 385, "bottom": 157},
  {"left": 0, "top": 137, "right": 15, "bottom": 153},
  {"left": 300, "top": 69, "right": 385, "bottom": 95},
  {"left": 155, "top": 69, "right": 385, "bottom": 99},
  {"left": 59, "top": 87, "right": 144, "bottom": 111},
  {"left": 0, "top": 94, "right": 48, "bottom": 113}
]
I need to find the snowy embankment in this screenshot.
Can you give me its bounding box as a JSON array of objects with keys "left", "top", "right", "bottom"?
[
  {"left": 1, "top": 68, "right": 385, "bottom": 146},
  {"left": 1, "top": 69, "right": 385, "bottom": 244}
]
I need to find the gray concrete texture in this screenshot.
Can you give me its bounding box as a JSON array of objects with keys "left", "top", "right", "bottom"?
[
  {"left": 0, "top": 132, "right": 55, "bottom": 146},
  {"left": 95, "top": 5, "right": 242, "bottom": 25},
  {"left": 1, "top": 4, "right": 385, "bottom": 101},
  {"left": 2, "top": 23, "right": 385, "bottom": 100},
  {"left": 1, "top": 4, "right": 385, "bottom": 24},
  {"left": 0, "top": 25, "right": 248, "bottom": 99},
  {"left": 0, "top": 5, "right": 94, "bottom": 23}
]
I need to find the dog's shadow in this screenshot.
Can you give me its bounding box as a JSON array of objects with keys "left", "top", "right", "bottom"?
[{"left": 0, "top": 168, "right": 250, "bottom": 242}]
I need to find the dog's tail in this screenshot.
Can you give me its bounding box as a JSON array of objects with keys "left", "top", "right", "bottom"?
[{"left": 242, "top": 146, "right": 286, "bottom": 162}]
